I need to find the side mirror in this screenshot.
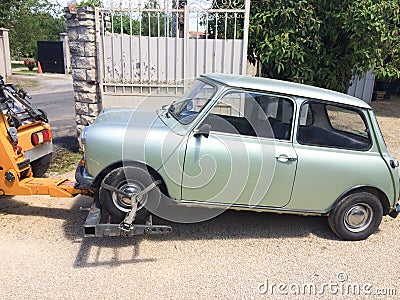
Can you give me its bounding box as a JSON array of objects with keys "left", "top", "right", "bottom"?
[{"left": 194, "top": 124, "right": 211, "bottom": 138}]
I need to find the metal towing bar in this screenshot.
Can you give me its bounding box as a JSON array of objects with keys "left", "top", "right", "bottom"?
[
  {"left": 83, "top": 206, "right": 172, "bottom": 237},
  {"left": 83, "top": 179, "right": 172, "bottom": 237}
]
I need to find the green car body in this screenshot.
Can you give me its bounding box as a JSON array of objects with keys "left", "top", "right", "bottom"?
[{"left": 77, "top": 74, "right": 400, "bottom": 240}]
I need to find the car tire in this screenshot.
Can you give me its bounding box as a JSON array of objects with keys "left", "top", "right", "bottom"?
[
  {"left": 99, "top": 166, "right": 161, "bottom": 223},
  {"left": 328, "top": 192, "right": 383, "bottom": 240},
  {"left": 30, "top": 153, "right": 52, "bottom": 177}
]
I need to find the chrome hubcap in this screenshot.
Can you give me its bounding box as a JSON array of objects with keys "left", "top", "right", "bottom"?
[
  {"left": 112, "top": 182, "right": 146, "bottom": 213},
  {"left": 344, "top": 203, "right": 373, "bottom": 233}
]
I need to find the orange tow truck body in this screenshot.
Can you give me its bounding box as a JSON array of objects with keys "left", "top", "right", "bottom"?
[{"left": 0, "top": 111, "right": 87, "bottom": 198}]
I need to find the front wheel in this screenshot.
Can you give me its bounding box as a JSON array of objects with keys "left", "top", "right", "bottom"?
[
  {"left": 99, "top": 166, "right": 161, "bottom": 223},
  {"left": 328, "top": 192, "right": 383, "bottom": 240}
]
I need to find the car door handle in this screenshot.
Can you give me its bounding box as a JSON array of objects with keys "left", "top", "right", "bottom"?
[{"left": 276, "top": 154, "right": 297, "bottom": 163}]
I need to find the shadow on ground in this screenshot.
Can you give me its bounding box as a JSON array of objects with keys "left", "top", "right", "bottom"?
[
  {"left": 52, "top": 135, "right": 80, "bottom": 152},
  {"left": 0, "top": 195, "right": 339, "bottom": 269}
]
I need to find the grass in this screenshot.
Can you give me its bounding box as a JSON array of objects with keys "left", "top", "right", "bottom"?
[
  {"left": 46, "top": 137, "right": 83, "bottom": 175},
  {"left": 11, "top": 63, "right": 24, "bottom": 69},
  {"left": 7, "top": 75, "right": 39, "bottom": 89},
  {"left": 12, "top": 70, "right": 37, "bottom": 76},
  {"left": 47, "top": 151, "right": 83, "bottom": 175}
]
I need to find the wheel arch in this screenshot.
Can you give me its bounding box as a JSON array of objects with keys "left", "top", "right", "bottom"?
[
  {"left": 92, "top": 160, "right": 170, "bottom": 197},
  {"left": 330, "top": 185, "right": 390, "bottom": 215}
]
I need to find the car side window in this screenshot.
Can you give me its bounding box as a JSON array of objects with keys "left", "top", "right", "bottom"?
[
  {"left": 326, "top": 105, "right": 369, "bottom": 138},
  {"left": 297, "top": 101, "right": 372, "bottom": 151},
  {"left": 202, "top": 90, "right": 294, "bottom": 140}
]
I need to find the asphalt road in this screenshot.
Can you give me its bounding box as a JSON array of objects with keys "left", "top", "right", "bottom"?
[
  {"left": 29, "top": 74, "right": 75, "bottom": 135},
  {"left": 31, "top": 91, "right": 75, "bottom": 131},
  {"left": 26, "top": 74, "right": 77, "bottom": 154}
]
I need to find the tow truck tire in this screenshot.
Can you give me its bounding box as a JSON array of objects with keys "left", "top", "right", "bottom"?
[
  {"left": 6, "top": 115, "right": 22, "bottom": 129},
  {"left": 38, "top": 109, "right": 48, "bottom": 123},
  {"left": 30, "top": 153, "right": 52, "bottom": 177},
  {"left": 99, "top": 166, "right": 161, "bottom": 223}
]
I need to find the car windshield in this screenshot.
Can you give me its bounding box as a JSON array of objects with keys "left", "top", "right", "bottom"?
[{"left": 168, "top": 79, "right": 216, "bottom": 124}]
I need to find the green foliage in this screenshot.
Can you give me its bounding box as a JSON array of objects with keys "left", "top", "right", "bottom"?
[
  {"left": 248, "top": 0, "right": 400, "bottom": 92},
  {"left": 203, "top": 12, "right": 244, "bottom": 40},
  {"left": 77, "top": 0, "right": 101, "bottom": 7},
  {"left": 141, "top": 0, "right": 168, "bottom": 37},
  {"left": 249, "top": 0, "right": 321, "bottom": 84},
  {"left": 112, "top": 13, "right": 140, "bottom": 35},
  {"left": 110, "top": 0, "right": 168, "bottom": 37},
  {"left": 0, "top": 0, "right": 65, "bottom": 59},
  {"left": 203, "top": 1, "right": 245, "bottom": 39}
]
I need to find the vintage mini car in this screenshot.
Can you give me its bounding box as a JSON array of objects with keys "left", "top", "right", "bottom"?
[{"left": 76, "top": 74, "right": 400, "bottom": 240}]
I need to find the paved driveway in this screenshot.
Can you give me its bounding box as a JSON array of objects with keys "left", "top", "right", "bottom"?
[{"left": 0, "top": 193, "right": 399, "bottom": 299}]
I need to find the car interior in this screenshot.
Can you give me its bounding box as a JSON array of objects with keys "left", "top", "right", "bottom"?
[
  {"left": 297, "top": 102, "right": 372, "bottom": 151},
  {"left": 202, "top": 92, "right": 294, "bottom": 140}
]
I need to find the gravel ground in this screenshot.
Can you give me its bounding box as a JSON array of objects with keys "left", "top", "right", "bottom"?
[{"left": 0, "top": 88, "right": 399, "bottom": 299}]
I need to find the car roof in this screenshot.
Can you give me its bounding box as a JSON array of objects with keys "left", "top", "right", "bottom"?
[{"left": 202, "top": 74, "right": 371, "bottom": 109}]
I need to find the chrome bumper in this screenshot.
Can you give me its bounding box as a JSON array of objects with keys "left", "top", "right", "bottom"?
[
  {"left": 75, "top": 157, "right": 94, "bottom": 190},
  {"left": 24, "top": 141, "right": 53, "bottom": 163},
  {"left": 389, "top": 202, "right": 400, "bottom": 218}
]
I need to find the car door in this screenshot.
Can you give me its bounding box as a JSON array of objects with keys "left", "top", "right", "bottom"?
[
  {"left": 181, "top": 90, "right": 298, "bottom": 208},
  {"left": 288, "top": 100, "right": 394, "bottom": 211}
]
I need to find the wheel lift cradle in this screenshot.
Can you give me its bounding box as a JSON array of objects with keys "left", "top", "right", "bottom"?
[{"left": 0, "top": 110, "right": 172, "bottom": 237}]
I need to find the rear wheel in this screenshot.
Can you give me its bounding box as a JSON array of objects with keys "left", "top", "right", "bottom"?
[
  {"left": 37, "top": 109, "right": 48, "bottom": 122},
  {"left": 99, "top": 166, "right": 161, "bottom": 223},
  {"left": 6, "top": 114, "right": 22, "bottom": 129},
  {"left": 328, "top": 192, "right": 383, "bottom": 240}
]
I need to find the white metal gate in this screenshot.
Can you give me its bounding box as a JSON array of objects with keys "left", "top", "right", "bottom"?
[
  {"left": 96, "top": 0, "right": 250, "bottom": 97},
  {"left": 347, "top": 70, "right": 375, "bottom": 103}
]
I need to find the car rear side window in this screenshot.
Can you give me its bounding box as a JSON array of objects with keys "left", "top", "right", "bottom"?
[
  {"left": 326, "top": 105, "right": 369, "bottom": 138},
  {"left": 297, "top": 101, "right": 372, "bottom": 151}
]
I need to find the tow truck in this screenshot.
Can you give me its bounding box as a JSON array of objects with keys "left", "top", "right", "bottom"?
[{"left": 0, "top": 75, "right": 171, "bottom": 237}]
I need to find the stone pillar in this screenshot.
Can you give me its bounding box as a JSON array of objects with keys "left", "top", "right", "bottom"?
[
  {"left": 60, "top": 33, "right": 71, "bottom": 75},
  {"left": 0, "top": 28, "right": 12, "bottom": 79},
  {"left": 65, "top": 6, "right": 102, "bottom": 137}
]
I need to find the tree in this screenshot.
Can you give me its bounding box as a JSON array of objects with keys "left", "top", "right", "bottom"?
[
  {"left": 105, "top": 0, "right": 167, "bottom": 37},
  {"left": 248, "top": 0, "right": 400, "bottom": 92},
  {"left": 0, "top": 0, "right": 65, "bottom": 58},
  {"left": 111, "top": 13, "right": 140, "bottom": 35},
  {"left": 78, "top": 0, "right": 101, "bottom": 6},
  {"left": 140, "top": 0, "right": 168, "bottom": 37}
]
